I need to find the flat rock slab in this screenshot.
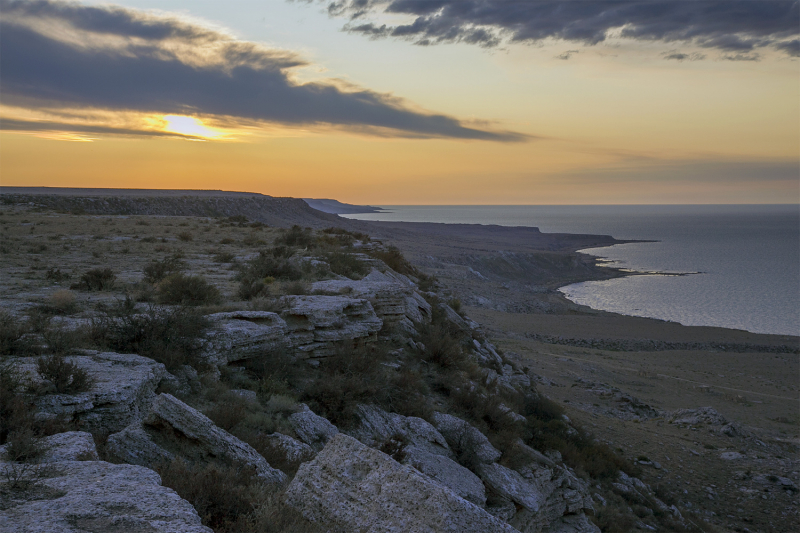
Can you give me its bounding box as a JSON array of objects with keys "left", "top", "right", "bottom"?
[
  {"left": 107, "top": 394, "right": 286, "bottom": 484},
  {"left": 288, "top": 404, "right": 339, "bottom": 451},
  {"left": 13, "top": 352, "right": 166, "bottom": 434},
  {"left": 285, "top": 433, "right": 516, "bottom": 533},
  {"left": 0, "top": 460, "right": 211, "bottom": 533}
]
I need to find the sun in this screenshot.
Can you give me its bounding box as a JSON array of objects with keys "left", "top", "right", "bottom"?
[{"left": 161, "top": 115, "right": 223, "bottom": 139}]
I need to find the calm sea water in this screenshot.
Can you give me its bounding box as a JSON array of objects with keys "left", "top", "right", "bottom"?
[{"left": 345, "top": 205, "right": 800, "bottom": 336}]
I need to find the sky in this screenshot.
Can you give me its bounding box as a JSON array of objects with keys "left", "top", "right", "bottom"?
[{"left": 0, "top": 0, "right": 798, "bottom": 204}]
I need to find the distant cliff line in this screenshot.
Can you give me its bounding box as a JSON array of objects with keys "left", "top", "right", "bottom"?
[{"left": 0, "top": 189, "right": 352, "bottom": 229}]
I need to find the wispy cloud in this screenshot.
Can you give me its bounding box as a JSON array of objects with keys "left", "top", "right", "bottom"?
[
  {"left": 0, "top": 0, "right": 527, "bottom": 141},
  {"left": 317, "top": 0, "right": 799, "bottom": 57}
]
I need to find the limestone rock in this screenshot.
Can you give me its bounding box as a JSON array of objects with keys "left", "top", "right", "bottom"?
[
  {"left": 347, "top": 405, "right": 485, "bottom": 505},
  {"left": 288, "top": 404, "right": 339, "bottom": 451},
  {"left": 14, "top": 352, "right": 165, "bottom": 434},
  {"left": 284, "top": 433, "right": 516, "bottom": 533},
  {"left": 477, "top": 462, "right": 542, "bottom": 513},
  {"left": 202, "top": 311, "right": 288, "bottom": 365},
  {"left": 0, "top": 460, "right": 211, "bottom": 532},
  {"left": 349, "top": 404, "right": 451, "bottom": 458},
  {"left": 281, "top": 295, "right": 383, "bottom": 358},
  {"left": 431, "top": 412, "right": 502, "bottom": 464},
  {"left": 403, "top": 445, "right": 487, "bottom": 506},
  {"left": 0, "top": 431, "right": 99, "bottom": 463},
  {"left": 107, "top": 394, "right": 286, "bottom": 484},
  {"left": 669, "top": 406, "right": 728, "bottom": 426},
  {"left": 311, "top": 269, "right": 431, "bottom": 327},
  {"left": 258, "top": 432, "right": 315, "bottom": 467}
]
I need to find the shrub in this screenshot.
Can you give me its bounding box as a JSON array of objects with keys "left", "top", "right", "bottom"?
[
  {"left": 157, "top": 273, "right": 222, "bottom": 306},
  {"left": 178, "top": 231, "right": 193, "bottom": 242},
  {"left": 143, "top": 254, "right": 185, "bottom": 284},
  {"left": 275, "top": 225, "right": 314, "bottom": 248},
  {"left": 367, "top": 245, "right": 416, "bottom": 276},
  {"left": 44, "top": 268, "right": 70, "bottom": 283},
  {"left": 48, "top": 290, "right": 77, "bottom": 314},
  {"left": 74, "top": 268, "right": 115, "bottom": 291},
  {"left": 214, "top": 252, "right": 236, "bottom": 263},
  {"left": 35, "top": 355, "right": 95, "bottom": 394},
  {"left": 90, "top": 303, "right": 210, "bottom": 370},
  {"left": 157, "top": 459, "right": 326, "bottom": 533},
  {"left": 325, "top": 251, "right": 368, "bottom": 280},
  {"left": 0, "top": 311, "right": 37, "bottom": 356},
  {"left": 236, "top": 250, "right": 302, "bottom": 300}
]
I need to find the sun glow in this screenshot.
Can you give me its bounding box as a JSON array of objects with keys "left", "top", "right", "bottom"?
[{"left": 161, "top": 115, "right": 223, "bottom": 139}]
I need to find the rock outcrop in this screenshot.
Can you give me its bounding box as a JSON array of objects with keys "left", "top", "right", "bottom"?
[
  {"left": 0, "top": 435, "right": 210, "bottom": 533},
  {"left": 312, "top": 269, "right": 431, "bottom": 332},
  {"left": 14, "top": 352, "right": 166, "bottom": 434},
  {"left": 282, "top": 295, "right": 383, "bottom": 358},
  {"left": 285, "top": 433, "right": 517, "bottom": 533},
  {"left": 202, "top": 311, "right": 287, "bottom": 365},
  {"left": 349, "top": 405, "right": 486, "bottom": 505},
  {"left": 107, "top": 393, "right": 286, "bottom": 484}
]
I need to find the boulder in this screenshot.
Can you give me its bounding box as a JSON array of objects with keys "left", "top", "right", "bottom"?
[
  {"left": 403, "top": 445, "right": 487, "bottom": 506},
  {"left": 287, "top": 404, "right": 339, "bottom": 451},
  {"left": 281, "top": 296, "right": 383, "bottom": 358},
  {"left": 0, "top": 460, "right": 211, "bottom": 533},
  {"left": 202, "top": 311, "right": 288, "bottom": 365},
  {"left": 14, "top": 352, "right": 166, "bottom": 434},
  {"left": 107, "top": 394, "right": 286, "bottom": 484},
  {"left": 477, "top": 462, "right": 543, "bottom": 513},
  {"left": 431, "top": 412, "right": 502, "bottom": 464},
  {"left": 257, "top": 432, "right": 315, "bottom": 468},
  {"left": 348, "top": 405, "right": 485, "bottom": 505},
  {"left": 284, "top": 433, "right": 516, "bottom": 533},
  {"left": 349, "top": 405, "right": 451, "bottom": 458}
]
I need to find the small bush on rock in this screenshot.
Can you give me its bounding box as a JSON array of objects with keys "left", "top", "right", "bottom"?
[
  {"left": 90, "top": 303, "right": 210, "bottom": 370},
  {"left": 35, "top": 355, "right": 95, "bottom": 394},
  {"left": 274, "top": 225, "right": 314, "bottom": 248},
  {"left": 325, "top": 251, "right": 368, "bottom": 280}
]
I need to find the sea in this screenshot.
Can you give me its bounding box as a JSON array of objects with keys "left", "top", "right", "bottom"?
[{"left": 344, "top": 205, "right": 800, "bottom": 336}]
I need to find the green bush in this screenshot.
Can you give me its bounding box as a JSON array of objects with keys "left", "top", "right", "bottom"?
[
  {"left": 274, "top": 225, "right": 314, "bottom": 248},
  {"left": 90, "top": 303, "right": 210, "bottom": 370},
  {"left": 35, "top": 355, "right": 95, "bottom": 394},
  {"left": 157, "top": 273, "right": 221, "bottom": 306},
  {"left": 325, "top": 251, "right": 368, "bottom": 280},
  {"left": 236, "top": 249, "right": 302, "bottom": 300},
  {"left": 143, "top": 255, "right": 185, "bottom": 284},
  {"left": 74, "top": 268, "right": 115, "bottom": 291},
  {"left": 157, "top": 459, "right": 327, "bottom": 533},
  {"left": 0, "top": 311, "right": 37, "bottom": 356}
]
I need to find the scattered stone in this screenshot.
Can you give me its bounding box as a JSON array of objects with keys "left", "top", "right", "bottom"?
[
  {"left": 285, "top": 433, "right": 516, "bottom": 533},
  {"left": 720, "top": 451, "right": 744, "bottom": 460}
]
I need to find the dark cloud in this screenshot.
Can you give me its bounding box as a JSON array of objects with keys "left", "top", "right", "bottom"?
[
  {"left": 555, "top": 50, "right": 579, "bottom": 60},
  {"left": 662, "top": 51, "right": 706, "bottom": 61},
  {"left": 0, "top": 0, "right": 526, "bottom": 141},
  {"left": 720, "top": 52, "right": 761, "bottom": 61},
  {"left": 774, "top": 38, "right": 800, "bottom": 56},
  {"left": 322, "top": 0, "right": 799, "bottom": 57}
]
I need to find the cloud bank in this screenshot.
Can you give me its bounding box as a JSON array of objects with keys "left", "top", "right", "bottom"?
[
  {"left": 322, "top": 0, "right": 799, "bottom": 57},
  {"left": 0, "top": 0, "right": 525, "bottom": 141}
]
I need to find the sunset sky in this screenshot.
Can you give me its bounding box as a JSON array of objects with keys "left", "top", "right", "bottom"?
[{"left": 1, "top": 0, "right": 798, "bottom": 204}]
